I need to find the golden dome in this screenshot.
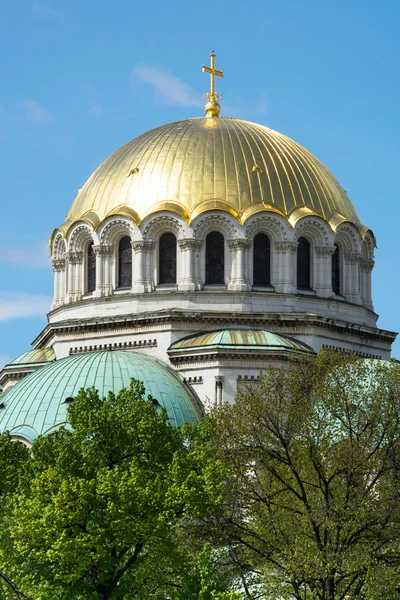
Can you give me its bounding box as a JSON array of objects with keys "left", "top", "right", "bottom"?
[{"left": 59, "top": 117, "right": 360, "bottom": 233}]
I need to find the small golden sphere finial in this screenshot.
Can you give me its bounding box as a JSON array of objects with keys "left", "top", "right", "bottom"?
[{"left": 202, "top": 51, "right": 224, "bottom": 117}]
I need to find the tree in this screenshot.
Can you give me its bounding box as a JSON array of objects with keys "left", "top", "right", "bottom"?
[
  {"left": 6, "top": 380, "right": 226, "bottom": 599},
  {"left": 0, "top": 433, "right": 30, "bottom": 599},
  {"left": 203, "top": 351, "right": 400, "bottom": 600}
]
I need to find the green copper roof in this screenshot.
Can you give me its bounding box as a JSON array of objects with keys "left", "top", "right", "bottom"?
[
  {"left": 6, "top": 348, "right": 55, "bottom": 367},
  {"left": 0, "top": 351, "right": 201, "bottom": 444},
  {"left": 169, "top": 329, "right": 313, "bottom": 354}
]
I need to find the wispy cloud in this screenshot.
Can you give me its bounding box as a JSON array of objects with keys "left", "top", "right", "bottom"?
[
  {"left": 0, "top": 291, "right": 52, "bottom": 322},
  {"left": 131, "top": 65, "right": 201, "bottom": 107},
  {"left": 88, "top": 104, "right": 105, "bottom": 118},
  {"left": 0, "top": 241, "right": 49, "bottom": 270},
  {"left": 22, "top": 100, "right": 54, "bottom": 126},
  {"left": 32, "top": 2, "right": 66, "bottom": 18}
]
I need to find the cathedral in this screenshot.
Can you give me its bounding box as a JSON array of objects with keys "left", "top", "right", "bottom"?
[{"left": 0, "top": 53, "right": 397, "bottom": 446}]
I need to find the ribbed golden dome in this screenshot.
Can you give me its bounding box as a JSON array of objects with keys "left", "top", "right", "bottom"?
[{"left": 60, "top": 117, "right": 359, "bottom": 232}]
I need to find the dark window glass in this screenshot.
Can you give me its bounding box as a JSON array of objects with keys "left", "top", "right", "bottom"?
[
  {"left": 87, "top": 242, "right": 96, "bottom": 293},
  {"left": 159, "top": 232, "right": 177, "bottom": 284},
  {"left": 118, "top": 236, "right": 132, "bottom": 288},
  {"left": 297, "top": 237, "right": 311, "bottom": 289},
  {"left": 332, "top": 244, "right": 340, "bottom": 295},
  {"left": 206, "top": 231, "right": 224, "bottom": 284},
  {"left": 253, "top": 233, "right": 271, "bottom": 285}
]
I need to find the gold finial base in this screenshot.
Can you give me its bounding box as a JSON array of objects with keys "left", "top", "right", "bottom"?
[{"left": 205, "top": 98, "right": 221, "bottom": 117}]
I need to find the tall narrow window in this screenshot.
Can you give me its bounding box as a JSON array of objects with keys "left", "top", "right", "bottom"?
[
  {"left": 206, "top": 231, "right": 224, "bottom": 284},
  {"left": 297, "top": 237, "right": 311, "bottom": 289},
  {"left": 332, "top": 243, "right": 340, "bottom": 295},
  {"left": 253, "top": 233, "right": 271, "bottom": 286},
  {"left": 87, "top": 242, "right": 96, "bottom": 293},
  {"left": 118, "top": 236, "right": 132, "bottom": 288},
  {"left": 159, "top": 232, "right": 177, "bottom": 284}
]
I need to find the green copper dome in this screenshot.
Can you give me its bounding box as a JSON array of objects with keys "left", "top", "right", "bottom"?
[
  {"left": 0, "top": 351, "right": 202, "bottom": 444},
  {"left": 7, "top": 348, "right": 55, "bottom": 366},
  {"left": 169, "top": 329, "right": 313, "bottom": 354}
]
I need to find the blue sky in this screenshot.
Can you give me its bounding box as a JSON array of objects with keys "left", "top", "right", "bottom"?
[{"left": 0, "top": 0, "right": 399, "bottom": 365}]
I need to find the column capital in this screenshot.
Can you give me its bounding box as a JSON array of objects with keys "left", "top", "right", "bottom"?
[
  {"left": 131, "top": 240, "right": 155, "bottom": 253},
  {"left": 345, "top": 252, "right": 362, "bottom": 265},
  {"left": 65, "top": 251, "right": 83, "bottom": 264},
  {"left": 274, "top": 241, "right": 298, "bottom": 254},
  {"left": 51, "top": 258, "right": 66, "bottom": 272},
  {"left": 92, "top": 244, "right": 112, "bottom": 256},
  {"left": 228, "top": 238, "right": 251, "bottom": 250},
  {"left": 177, "top": 238, "right": 203, "bottom": 251},
  {"left": 214, "top": 375, "right": 224, "bottom": 383},
  {"left": 315, "top": 245, "right": 336, "bottom": 257},
  {"left": 360, "top": 259, "right": 374, "bottom": 272}
]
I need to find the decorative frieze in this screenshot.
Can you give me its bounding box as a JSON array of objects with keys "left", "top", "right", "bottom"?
[{"left": 69, "top": 339, "right": 157, "bottom": 355}]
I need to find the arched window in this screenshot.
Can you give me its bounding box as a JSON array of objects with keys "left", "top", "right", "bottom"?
[
  {"left": 332, "top": 243, "right": 340, "bottom": 295},
  {"left": 253, "top": 233, "right": 271, "bottom": 286},
  {"left": 118, "top": 236, "right": 132, "bottom": 288},
  {"left": 206, "top": 231, "right": 224, "bottom": 284},
  {"left": 87, "top": 242, "right": 96, "bottom": 293},
  {"left": 297, "top": 237, "right": 311, "bottom": 289},
  {"left": 159, "top": 232, "right": 177, "bottom": 284}
]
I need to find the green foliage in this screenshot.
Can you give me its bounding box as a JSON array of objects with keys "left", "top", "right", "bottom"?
[
  {"left": 201, "top": 351, "right": 400, "bottom": 600},
  {"left": 0, "top": 380, "right": 224, "bottom": 599}
]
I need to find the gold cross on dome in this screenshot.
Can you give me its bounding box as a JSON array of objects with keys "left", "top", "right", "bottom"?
[{"left": 202, "top": 51, "right": 223, "bottom": 97}]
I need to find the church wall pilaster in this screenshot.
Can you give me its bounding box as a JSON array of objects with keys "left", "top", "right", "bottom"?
[
  {"left": 227, "top": 239, "right": 251, "bottom": 291},
  {"left": 92, "top": 245, "right": 113, "bottom": 297},
  {"left": 274, "top": 241, "right": 297, "bottom": 293},
  {"left": 178, "top": 239, "right": 202, "bottom": 291},
  {"left": 315, "top": 246, "right": 336, "bottom": 297},
  {"left": 132, "top": 241, "right": 154, "bottom": 293},
  {"left": 344, "top": 253, "right": 362, "bottom": 305},
  {"left": 51, "top": 258, "right": 66, "bottom": 309},
  {"left": 360, "top": 259, "right": 374, "bottom": 311}
]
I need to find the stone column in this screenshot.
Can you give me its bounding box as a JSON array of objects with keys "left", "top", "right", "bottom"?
[
  {"left": 315, "top": 246, "right": 336, "bottom": 297},
  {"left": 93, "top": 245, "right": 113, "bottom": 298},
  {"left": 65, "top": 252, "right": 82, "bottom": 303},
  {"left": 132, "top": 241, "right": 154, "bottom": 293},
  {"left": 360, "top": 259, "right": 374, "bottom": 311},
  {"left": 178, "top": 239, "right": 202, "bottom": 291},
  {"left": 274, "top": 241, "right": 297, "bottom": 293},
  {"left": 344, "top": 253, "right": 362, "bottom": 305},
  {"left": 51, "top": 258, "right": 66, "bottom": 309},
  {"left": 228, "top": 239, "right": 251, "bottom": 291},
  {"left": 73, "top": 252, "right": 83, "bottom": 301},
  {"left": 215, "top": 376, "right": 224, "bottom": 406}
]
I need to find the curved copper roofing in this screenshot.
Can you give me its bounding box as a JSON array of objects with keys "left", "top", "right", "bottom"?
[
  {"left": 58, "top": 117, "right": 359, "bottom": 234},
  {"left": 169, "top": 329, "right": 313, "bottom": 354},
  {"left": 0, "top": 351, "right": 202, "bottom": 443}
]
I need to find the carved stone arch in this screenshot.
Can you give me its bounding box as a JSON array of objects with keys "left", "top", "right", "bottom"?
[
  {"left": 335, "top": 223, "right": 362, "bottom": 255},
  {"left": 67, "top": 223, "right": 94, "bottom": 253},
  {"left": 245, "top": 214, "right": 288, "bottom": 242},
  {"left": 98, "top": 217, "right": 135, "bottom": 246},
  {"left": 52, "top": 233, "right": 66, "bottom": 260},
  {"left": 142, "top": 214, "right": 185, "bottom": 241},
  {"left": 362, "top": 231, "right": 375, "bottom": 260},
  {"left": 294, "top": 217, "right": 332, "bottom": 246},
  {"left": 193, "top": 213, "right": 238, "bottom": 240}
]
